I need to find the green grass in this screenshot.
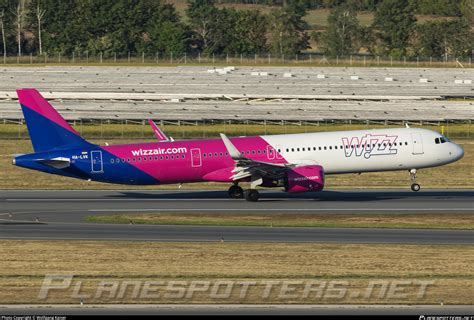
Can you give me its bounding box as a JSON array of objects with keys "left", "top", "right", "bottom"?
[
  {"left": 1, "top": 123, "right": 472, "bottom": 140},
  {"left": 85, "top": 212, "right": 474, "bottom": 230}
]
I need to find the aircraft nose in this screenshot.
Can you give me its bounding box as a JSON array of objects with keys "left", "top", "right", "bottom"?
[{"left": 452, "top": 144, "right": 464, "bottom": 161}]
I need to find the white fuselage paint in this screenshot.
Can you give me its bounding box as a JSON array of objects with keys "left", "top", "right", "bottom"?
[{"left": 262, "top": 128, "right": 464, "bottom": 174}]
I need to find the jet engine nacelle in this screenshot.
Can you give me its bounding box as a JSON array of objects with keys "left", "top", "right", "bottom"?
[{"left": 285, "top": 165, "right": 324, "bottom": 193}]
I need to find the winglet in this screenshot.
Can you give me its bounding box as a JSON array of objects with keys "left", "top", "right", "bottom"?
[
  {"left": 220, "top": 133, "right": 242, "bottom": 160},
  {"left": 148, "top": 119, "right": 170, "bottom": 142}
]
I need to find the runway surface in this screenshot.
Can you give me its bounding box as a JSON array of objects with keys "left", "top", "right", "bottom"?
[{"left": 0, "top": 189, "right": 473, "bottom": 244}]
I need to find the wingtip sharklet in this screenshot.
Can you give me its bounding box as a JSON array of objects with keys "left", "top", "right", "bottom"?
[{"left": 220, "top": 133, "right": 242, "bottom": 160}]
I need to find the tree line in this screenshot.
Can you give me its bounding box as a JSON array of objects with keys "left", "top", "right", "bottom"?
[{"left": 0, "top": 0, "right": 472, "bottom": 59}]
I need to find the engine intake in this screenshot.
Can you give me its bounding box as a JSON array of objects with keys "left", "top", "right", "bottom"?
[{"left": 285, "top": 165, "right": 324, "bottom": 193}]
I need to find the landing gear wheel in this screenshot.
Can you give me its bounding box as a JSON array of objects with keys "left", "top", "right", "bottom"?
[
  {"left": 244, "top": 189, "right": 259, "bottom": 202},
  {"left": 409, "top": 169, "right": 421, "bottom": 192},
  {"left": 228, "top": 185, "right": 244, "bottom": 199}
]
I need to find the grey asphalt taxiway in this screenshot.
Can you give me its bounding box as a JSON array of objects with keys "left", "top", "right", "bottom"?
[{"left": 0, "top": 189, "right": 473, "bottom": 244}]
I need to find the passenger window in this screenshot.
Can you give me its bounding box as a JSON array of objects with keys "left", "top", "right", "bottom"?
[
  {"left": 435, "top": 138, "right": 440, "bottom": 144},
  {"left": 324, "top": 146, "right": 327, "bottom": 150}
]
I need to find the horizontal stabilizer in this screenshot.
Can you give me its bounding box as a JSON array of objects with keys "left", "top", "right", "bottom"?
[{"left": 37, "top": 157, "right": 71, "bottom": 169}]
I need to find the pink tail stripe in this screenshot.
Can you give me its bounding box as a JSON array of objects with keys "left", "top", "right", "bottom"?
[{"left": 17, "top": 89, "right": 79, "bottom": 134}]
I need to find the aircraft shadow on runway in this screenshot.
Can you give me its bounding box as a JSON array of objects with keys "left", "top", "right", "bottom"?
[{"left": 109, "top": 190, "right": 474, "bottom": 202}]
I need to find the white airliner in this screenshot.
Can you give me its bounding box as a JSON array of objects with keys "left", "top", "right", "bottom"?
[{"left": 14, "top": 89, "right": 465, "bottom": 201}]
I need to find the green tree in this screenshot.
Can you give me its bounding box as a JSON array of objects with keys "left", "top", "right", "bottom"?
[
  {"left": 268, "top": 2, "right": 309, "bottom": 55},
  {"left": 230, "top": 10, "right": 268, "bottom": 54},
  {"left": 321, "top": 4, "right": 361, "bottom": 56},
  {"left": 415, "top": 19, "right": 474, "bottom": 58},
  {"left": 373, "top": 0, "right": 416, "bottom": 57},
  {"left": 186, "top": 0, "right": 221, "bottom": 54},
  {"left": 146, "top": 3, "right": 189, "bottom": 56}
]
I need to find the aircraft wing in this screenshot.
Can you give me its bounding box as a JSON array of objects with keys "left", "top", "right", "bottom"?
[
  {"left": 148, "top": 119, "right": 171, "bottom": 142},
  {"left": 220, "top": 133, "right": 294, "bottom": 181}
]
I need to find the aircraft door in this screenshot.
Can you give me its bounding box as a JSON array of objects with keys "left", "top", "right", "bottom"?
[
  {"left": 191, "top": 148, "right": 202, "bottom": 167},
  {"left": 411, "top": 133, "right": 424, "bottom": 155},
  {"left": 91, "top": 150, "right": 103, "bottom": 172}
]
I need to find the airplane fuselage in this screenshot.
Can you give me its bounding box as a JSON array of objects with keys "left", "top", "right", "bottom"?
[{"left": 14, "top": 127, "right": 464, "bottom": 186}]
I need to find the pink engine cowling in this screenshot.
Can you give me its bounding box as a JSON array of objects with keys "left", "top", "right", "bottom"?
[{"left": 285, "top": 165, "right": 325, "bottom": 193}]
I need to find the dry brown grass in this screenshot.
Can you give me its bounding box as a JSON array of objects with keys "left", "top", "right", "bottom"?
[
  {"left": 87, "top": 213, "right": 474, "bottom": 230},
  {"left": 0, "top": 240, "right": 472, "bottom": 304},
  {"left": 0, "top": 138, "right": 472, "bottom": 190}
]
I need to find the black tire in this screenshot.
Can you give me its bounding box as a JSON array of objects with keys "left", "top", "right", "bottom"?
[
  {"left": 228, "top": 185, "right": 244, "bottom": 199},
  {"left": 411, "top": 183, "right": 421, "bottom": 192},
  {"left": 244, "top": 189, "right": 259, "bottom": 202}
]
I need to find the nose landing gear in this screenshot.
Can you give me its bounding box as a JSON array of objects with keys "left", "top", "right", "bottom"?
[{"left": 409, "top": 169, "right": 421, "bottom": 192}]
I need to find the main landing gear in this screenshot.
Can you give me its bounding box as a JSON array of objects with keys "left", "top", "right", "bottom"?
[
  {"left": 228, "top": 184, "right": 260, "bottom": 201},
  {"left": 228, "top": 184, "right": 244, "bottom": 199},
  {"left": 409, "top": 169, "right": 421, "bottom": 192},
  {"left": 244, "top": 189, "right": 259, "bottom": 202}
]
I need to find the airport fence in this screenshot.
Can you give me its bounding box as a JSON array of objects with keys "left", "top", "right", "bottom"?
[
  {"left": 0, "top": 52, "right": 473, "bottom": 68},
  {"left": 0, "top": 118, "right": 472, "bottom": 140}
]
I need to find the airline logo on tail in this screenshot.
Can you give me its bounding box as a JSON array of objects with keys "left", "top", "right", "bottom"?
[{"left": 342, "top": 134, "right": 398, "bottom": 159}]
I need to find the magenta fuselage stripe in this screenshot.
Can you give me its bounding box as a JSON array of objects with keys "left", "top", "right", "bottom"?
[
  {"left": 17, "top": 89, "right": 79, "bottom": 135},
  {"left": 102, "top": 136, "right": 287, "bottom": 184}
]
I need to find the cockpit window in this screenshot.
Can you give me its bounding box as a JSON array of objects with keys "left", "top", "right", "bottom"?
[{"left": 435, "top": 137, "right": 448, "bottom": 144}]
